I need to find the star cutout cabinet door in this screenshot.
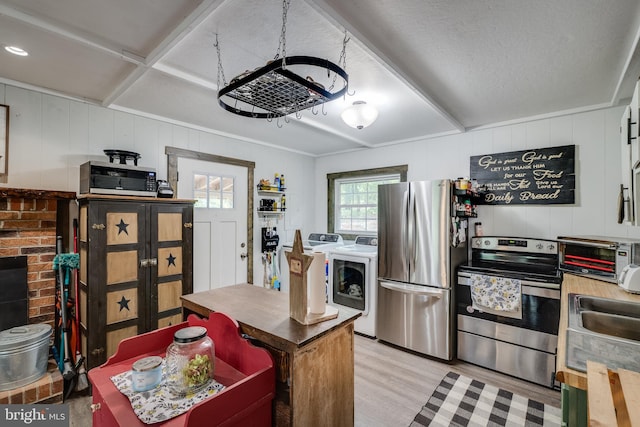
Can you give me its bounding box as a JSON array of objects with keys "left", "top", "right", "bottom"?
[
  {"left": 78, "top": 196, "right": 194, "bottom": 370},
  {"left": 149, "top": 203, "right": 193, "bottom": 330},
  {"left": 78, "top": 199, "right": 146, "bottom": 369}
]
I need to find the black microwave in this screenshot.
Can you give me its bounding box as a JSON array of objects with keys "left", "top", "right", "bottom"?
[
  {"left": 80, "top": 161, "right": 157, "bottom": 197},
  {"left": 557, "top": 236, "right": 640, "bottom": 283}
]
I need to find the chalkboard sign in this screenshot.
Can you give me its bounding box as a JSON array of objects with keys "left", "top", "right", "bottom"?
[{"left": 470, "top": 144, "right": 575, "bottom": 205}]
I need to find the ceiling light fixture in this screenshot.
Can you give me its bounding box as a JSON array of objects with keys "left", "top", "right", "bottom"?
[
  {"left": 215, "top": 0, "right": 349, "bottom": 125},
  {"left": 341, "top": 101, "right": 378, "bottom": 130},
  {"left": 4, "top": 46, "right": 28, "bottom": 56}
]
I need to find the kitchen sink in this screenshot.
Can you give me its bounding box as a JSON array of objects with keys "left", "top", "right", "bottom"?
[
  {"left": 576, "top": 295, "right": 640, "bottom": 319},
  {"left": 566, "top": 293, "right": 640, "bottom": 373},
  {"left": 581, "top": 311, "right": 640, "bottom": 341}
]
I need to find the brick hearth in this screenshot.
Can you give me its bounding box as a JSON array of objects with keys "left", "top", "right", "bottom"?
[
  {"left": 0, "top": 360, "right": 63, "bottom": 404},
  {"left": 0, "top": 188, "right": 75, "bottom": 403}
]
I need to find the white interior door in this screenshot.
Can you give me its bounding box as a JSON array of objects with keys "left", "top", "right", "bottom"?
[{"left": 177, "top": 158, "right": 248, "bottom": 292}]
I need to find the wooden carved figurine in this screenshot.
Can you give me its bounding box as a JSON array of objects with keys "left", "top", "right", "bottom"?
[{"left": 285, "top": 229, "right": 338, "bottom": 325}]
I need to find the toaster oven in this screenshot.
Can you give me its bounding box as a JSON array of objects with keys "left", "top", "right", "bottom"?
[{"left": 557, "top": 236, "right": 640, "bottom": 283}]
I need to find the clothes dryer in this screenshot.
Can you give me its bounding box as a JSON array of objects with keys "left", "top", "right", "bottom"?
[{"left": 328, "top": 236, "right": 378, "bottom": 337}]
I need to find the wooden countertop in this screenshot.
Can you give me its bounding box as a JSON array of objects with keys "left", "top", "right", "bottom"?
[
  {"left": 556, "top": 273, "right": 640, "bottom": 390},
  {"left": 181, "top": 284, "right": 361, "bottom": 352}
]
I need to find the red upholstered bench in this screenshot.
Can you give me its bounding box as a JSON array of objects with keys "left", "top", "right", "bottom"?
[{"left": 88, "top": 312, "right": 275, "bottom": 426}]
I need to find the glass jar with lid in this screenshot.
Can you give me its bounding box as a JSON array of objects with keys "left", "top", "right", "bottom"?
[{"left": 165, "top": 326, "right": 215, "bottom": 396}]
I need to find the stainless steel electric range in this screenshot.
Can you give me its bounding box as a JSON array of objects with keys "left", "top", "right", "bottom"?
[{"left": 456, "top": 236, "right": 561, "bottom": 388}]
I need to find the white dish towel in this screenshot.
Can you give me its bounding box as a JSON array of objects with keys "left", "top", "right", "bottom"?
[{"left": 470, "top": 274, "right": 522, "bottom": 320}]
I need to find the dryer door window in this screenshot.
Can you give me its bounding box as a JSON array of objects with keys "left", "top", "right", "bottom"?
[{"left": 332, "top": 258, "right": 366, "bottom": 311}]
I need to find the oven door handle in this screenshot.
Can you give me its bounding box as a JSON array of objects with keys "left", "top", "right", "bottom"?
[
  {"left": 556, "top": 238, "right": 618, "bottom": 250},
  {"left": 457, "top": 273, "right": 560, "bottom": 298},
  {"left": 457, "top": 271, "right": 560, "bottom": 290},
  {"left": 380, "top": 281, "right": 443, "bottom": 297}
]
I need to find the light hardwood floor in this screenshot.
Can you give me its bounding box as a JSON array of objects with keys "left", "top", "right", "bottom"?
[
  {"left": 68, "top": 333, "right": 561, "bottom": 426},
  {"left": 353, "top": 334, "right": 560, "bottom": 426}
]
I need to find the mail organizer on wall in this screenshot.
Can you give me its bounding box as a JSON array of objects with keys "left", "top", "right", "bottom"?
[
  {"left": 261, "top": 227, "right": 279, "bottom": 253},
  {"left": 470, "top": 144, "right": 576, "bottom": 205}
]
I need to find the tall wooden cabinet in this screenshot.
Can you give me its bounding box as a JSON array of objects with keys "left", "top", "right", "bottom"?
[{"left": 78, "top": 195, "right": 194, "bottom": 369}]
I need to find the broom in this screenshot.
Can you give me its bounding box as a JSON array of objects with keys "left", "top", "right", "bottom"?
[
  {"left": 53, "top": 238, "right": 79, "bottom": 381},
  {"left": 72, "top": 219, "right": 89, "bottom": 392}
]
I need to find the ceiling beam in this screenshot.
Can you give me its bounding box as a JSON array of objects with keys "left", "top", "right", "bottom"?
[
  {"left": 111, "top": 104, "right": 328, "bottom": 157},
  {"left": 0, "top": 3, "right": 144, "bottom": 65},
  {"left": 294, "top": 115, "right": 377, "bottom": 148},
  {"left": 0, "top": 76, "right": 103, "bottom": 105},
  {"left": 610, "top": 17, "right": 640, "bottom": 105},
  {"left": 101, "top": 0, "right": 227, "bottom": 106},
  {"left": 152, "top": 63, "right": 219, "bottom": 91},
  {"left": 305, "top": 0, "right": 465, "bottom": 133}
]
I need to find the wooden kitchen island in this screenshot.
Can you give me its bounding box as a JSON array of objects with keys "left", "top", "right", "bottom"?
[{"left": 181, "top": 284, "right": 361, "bottom": 427}]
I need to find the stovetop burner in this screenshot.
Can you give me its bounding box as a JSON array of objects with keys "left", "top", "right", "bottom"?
[{"left": 460, "top": 236, "right": 561, "bottom": 284}]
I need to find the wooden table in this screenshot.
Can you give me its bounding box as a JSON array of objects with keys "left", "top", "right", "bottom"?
[{"left": 181, "top": 284, "right": 361, "bottom": 427}]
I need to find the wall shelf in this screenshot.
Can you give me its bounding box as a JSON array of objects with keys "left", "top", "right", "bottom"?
[
  {"left": 257, "top": 185, "right": 286, "bottom": 217},
  {"left": 258, "top": 210, "right": 285, "bottom": 216},
  {"left": 257, "top": 189, "right": 286, "bottom": 195}
]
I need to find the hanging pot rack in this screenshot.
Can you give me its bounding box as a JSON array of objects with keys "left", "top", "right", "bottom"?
[{"left": 217, "top": 55, "right": 348, "bottom": 119}]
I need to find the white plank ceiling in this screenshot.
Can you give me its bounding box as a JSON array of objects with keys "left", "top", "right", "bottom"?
[{"left": 1, "top": 0, "right": 639, "bottom": 156}]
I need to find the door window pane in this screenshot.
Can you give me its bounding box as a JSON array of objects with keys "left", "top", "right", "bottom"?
[
  {"left": 193, "top": 174, "right": 208, "bottom": 208},
  {"left": 193, "top": 173, "right": 235, "bottom": 209}
]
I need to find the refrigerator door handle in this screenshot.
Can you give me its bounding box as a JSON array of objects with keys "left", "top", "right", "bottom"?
[
  {"left": 380, "top": 281, "right": 443, "bottom": 298},
  {"left": 402, "top": 188, "right": 409, "bottom": 266},
  {"left": 407, "top": 185, "right": 415, "bottom": 275}
]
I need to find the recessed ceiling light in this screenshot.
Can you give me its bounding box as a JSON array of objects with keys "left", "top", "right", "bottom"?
[{"left": 4, "top": 46, "right": 29, "bottom": 56}]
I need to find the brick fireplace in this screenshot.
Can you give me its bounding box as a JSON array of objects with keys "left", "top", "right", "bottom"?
[
  {"left": 0, "top": 188, "right": 76, "bottom": 327},
  {"left": 0, "top": 188, "right": 76, "bottom": 404}
]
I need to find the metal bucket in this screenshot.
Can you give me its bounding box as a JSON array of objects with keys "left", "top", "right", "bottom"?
[{"left": 0, "top": 324, "right": 52, "bottom": 391}]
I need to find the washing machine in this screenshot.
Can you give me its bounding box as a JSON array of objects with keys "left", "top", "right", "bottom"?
[
  {"left": 278, "top": 233, "right": 344, "bottom": 293},
  {"left": 328, "top": 236, "right": 378, "bottom": 338}
]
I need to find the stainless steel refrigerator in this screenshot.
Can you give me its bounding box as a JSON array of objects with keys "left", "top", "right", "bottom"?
[{"left": 376, "top": 180, "right": 467, "bottom": 360}]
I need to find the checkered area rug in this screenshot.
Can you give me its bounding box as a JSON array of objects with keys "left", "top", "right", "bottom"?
[{"left": 410, "top": 372, "right": 561, "bottom": 427}]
